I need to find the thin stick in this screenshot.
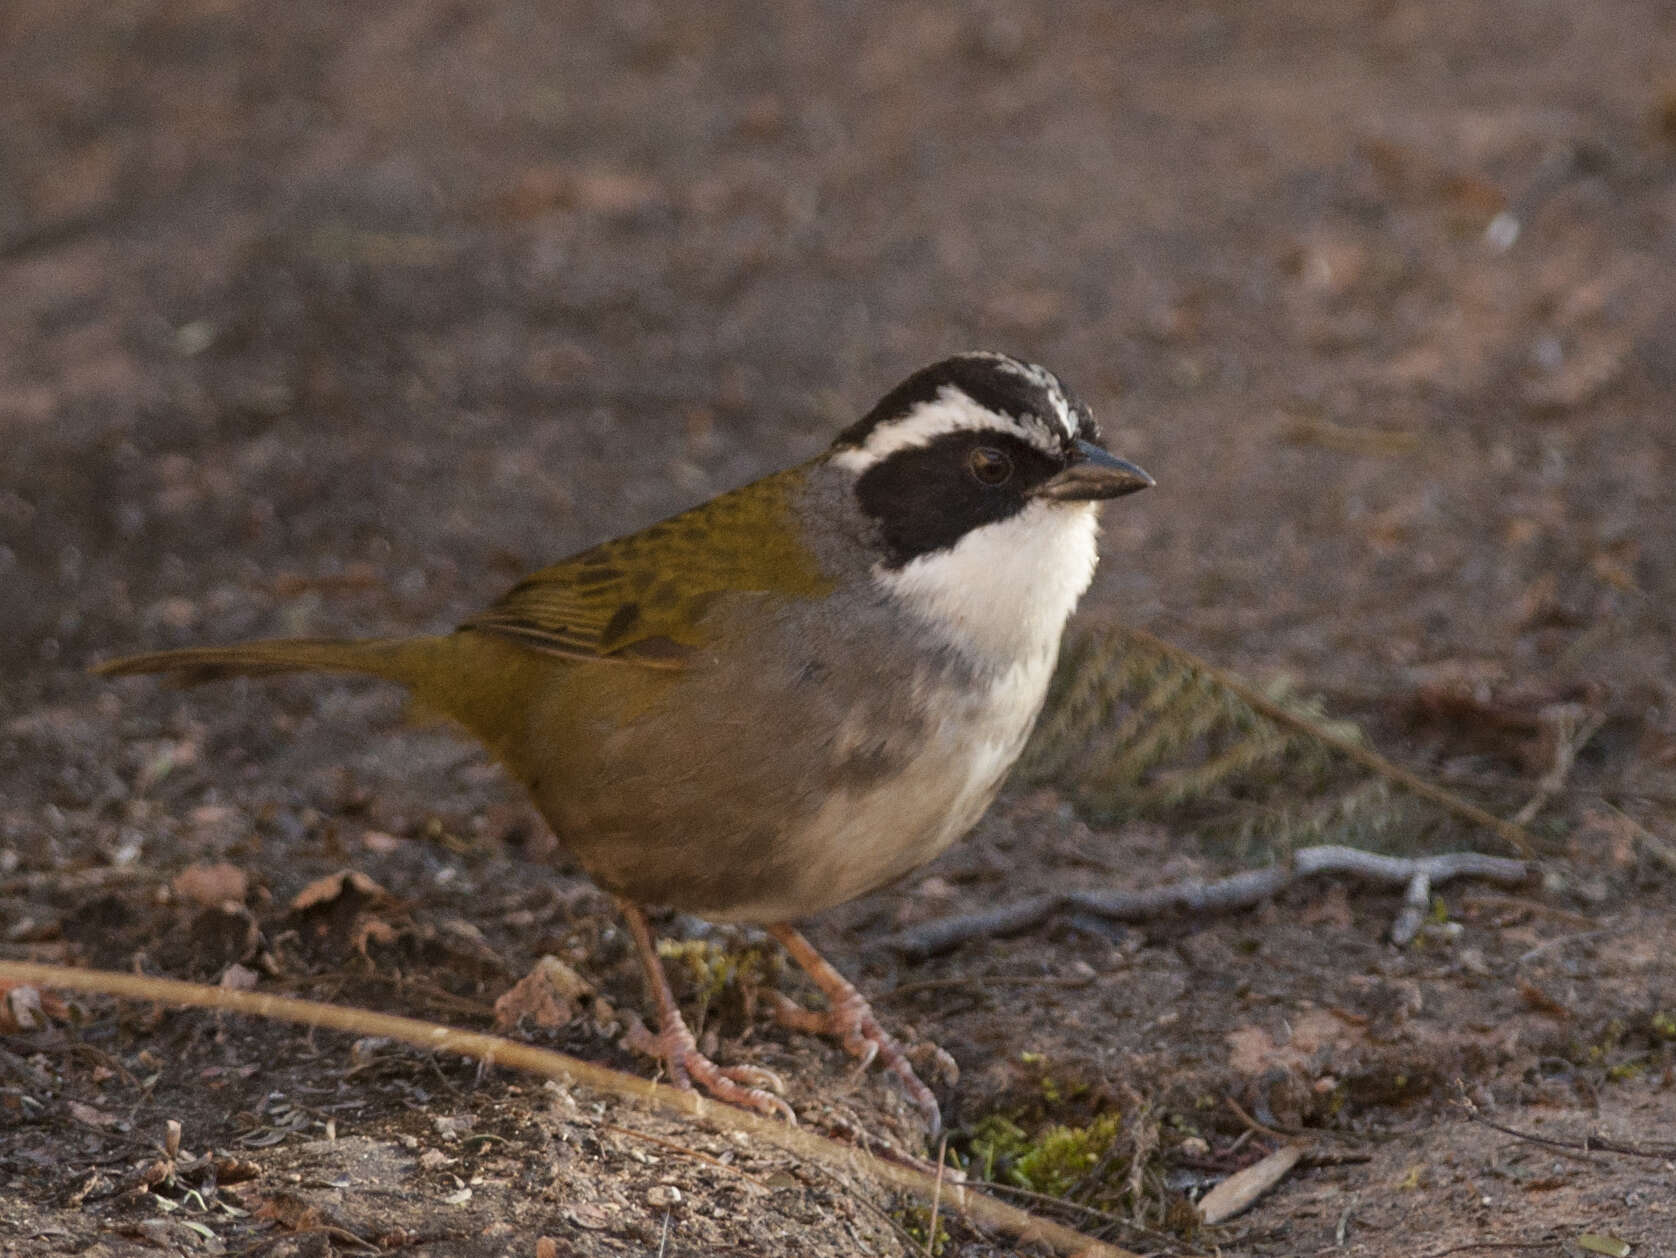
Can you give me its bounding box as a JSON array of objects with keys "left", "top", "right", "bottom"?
[
  {"left": 886, "top": 895, "right": 1062, "bottom": 960},
  {"left": 1456, "top": 1093, "right": 1676, "bottom": 1160},
  {"left": 1388, "top": 869, "right": 1431, "bottom": 947},
  {"left": 1512, "top": 708, "right": 1605, "bottom": 827},
  {"left": 886, "top": 845, "right": 1530, "bottom": 959},
  {"left": 926, "top": 1135, "right": 948, "bottom": 1257},
  {"left": 0, "top": 960, "right": 1138, "bottom": 1258},
  {"left": 1224, "top": 1095, "right": 1293, "bottom": 1141}
]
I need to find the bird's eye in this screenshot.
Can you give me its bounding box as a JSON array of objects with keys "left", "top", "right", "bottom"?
[{"left": 967, "top": 446, "right": 1013, "bottom": 486}]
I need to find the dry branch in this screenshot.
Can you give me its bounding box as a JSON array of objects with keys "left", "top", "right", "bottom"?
[
  {"left": 1456, "top": 1092, "right": 1676, "bottom": 1160},
  {"left": 886, "top": 845, "right": 1531, "bottom": 959},
  {"left": 0, "top": 960, "right": 1138, "bottom": 1258}
]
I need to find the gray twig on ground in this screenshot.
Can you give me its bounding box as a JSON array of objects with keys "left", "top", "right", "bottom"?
[{"left": 884, "top": 846, "right": 1532, "bottom": 959}]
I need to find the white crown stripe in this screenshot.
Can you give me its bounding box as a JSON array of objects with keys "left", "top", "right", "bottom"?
[
  {"left": 829, "top": 384, "right": 1070, "bottom": 473},
  {"left": 974, "top": 352, "right": 1080, "bottom": 444},
  {"left": 990, "top": 358, "right": 1077, "bottom": 439}
]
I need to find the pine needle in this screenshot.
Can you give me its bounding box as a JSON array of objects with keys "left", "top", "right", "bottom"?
[{"left": 1018, "top": 625, "right": 1537, "bottom": 859}]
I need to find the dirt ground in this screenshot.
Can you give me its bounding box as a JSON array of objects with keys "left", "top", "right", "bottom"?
[{"left": 5, "top": 2, "right": 1676, "bottom": 1255}]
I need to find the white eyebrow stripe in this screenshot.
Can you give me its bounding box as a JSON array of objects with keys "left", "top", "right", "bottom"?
[{"left": 828, "top": 386, "right": 1063, "bottom": 473}]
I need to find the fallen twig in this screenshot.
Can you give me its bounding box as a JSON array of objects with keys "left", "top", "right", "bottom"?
[
  {"left": 887, "top": 845, "right": 1531, "bottom": 959},
  {"left": 926, "top": 1134, "right": 949, "bottom": 1258},
  {"left": 1511, "top": 706, "right": 1605, "bottom": 828},
  {"left": 974, "top": 1179, "right": 1193, "bottom": 1256},
  {"left": 1456, "top": 1091, "right": 1676, "bottom": 1160},
  {"left": 1296, "top": 1148, "right": 1372, "bottom": 1168},
  {"left": 0, "top": 960, "right": 1137, "bottom": 1258},
  {"left": 1388, "top": 869, "right": 1431, "bottom": 947},
  {"left": 890, "top": 894, "right": 1064, "bottom": 960},
  {"left": 1224, "top": 1095, "right": 1295, "bottom": 1141}
]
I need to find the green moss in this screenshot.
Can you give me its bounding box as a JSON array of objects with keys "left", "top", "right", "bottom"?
[
  {"left": 960, "top": 1101, "right": 1202, "bottom": 1240},
  {"left": 654, "top": 938, "right": 779, "bottom": 1010},
  {"left": 967, "top": 1114, "right": 1028, "bottom": 1183},
  {"left": 1651, "top": 1011, "right": 1676, "bottom": 1040},
  {"left": 966, "top": 1111, "right": 1124, "bottom": 1198}
]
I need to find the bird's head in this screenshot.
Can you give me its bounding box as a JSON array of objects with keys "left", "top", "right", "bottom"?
[{"left": 827, "top": 352, "right": 1152, "bottom": 665}]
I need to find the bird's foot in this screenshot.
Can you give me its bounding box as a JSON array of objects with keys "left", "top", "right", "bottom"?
[
  {"left": 768, "top": 924, "right": 955, "bottom": 1134},
  {"left": 623, "top": 1013, "right": 796, "bottom": 1123},
  {"left": 616, "top": 898, "right": 795, "bottom": 1122},
  {"left": 767, "top": 989, "right": 949, "bottom": 1132}
]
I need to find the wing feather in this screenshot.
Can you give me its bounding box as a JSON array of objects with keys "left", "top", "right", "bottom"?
[{"left": 459, "top": 466, "right": 830, "bottom": 667}]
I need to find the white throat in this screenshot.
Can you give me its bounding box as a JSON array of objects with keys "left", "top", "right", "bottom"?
[{"left": 874, "top": 499, "right": 1101, "bottom": 669}]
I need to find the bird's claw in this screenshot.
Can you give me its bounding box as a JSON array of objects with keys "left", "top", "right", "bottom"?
[
  {"left": 624, "top": 1016, "right": 796, "bottom": 1124},
  {"left": 768, "top": 989, "right": 943, "bottom": 1134}
]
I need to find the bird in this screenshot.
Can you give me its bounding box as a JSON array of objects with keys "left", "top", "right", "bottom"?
[{"left": 96, "top": 351, "right": 1153, "bottom": 1133}]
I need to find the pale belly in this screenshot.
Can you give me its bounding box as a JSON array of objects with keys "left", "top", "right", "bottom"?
[
  {"left": 705, "top": 743, "right": 1007, "bottom": 921},
  {"left": 689, "top": 652, "right": 1054, "bottom": 922}
]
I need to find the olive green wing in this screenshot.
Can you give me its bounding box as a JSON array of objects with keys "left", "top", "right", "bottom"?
[{"left": 460, "top": 467, "right": 832, "bottom": 667}]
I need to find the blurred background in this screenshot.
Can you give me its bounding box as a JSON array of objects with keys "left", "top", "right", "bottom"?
[
  {"left": 4, "top": 3, "right": 1676, "bottom": 1253},
  {"left": 6, "top": 2, "right": 1672, "bottom": 694}
]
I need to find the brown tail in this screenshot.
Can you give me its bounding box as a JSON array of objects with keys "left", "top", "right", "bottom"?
[{"left": 92, "top": 637, "right": 429, "bottom": 688}]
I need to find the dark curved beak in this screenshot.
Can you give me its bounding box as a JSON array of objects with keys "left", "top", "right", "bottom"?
[{"left": 1034, "top": 440, "right": 1154, "bottom": 501}]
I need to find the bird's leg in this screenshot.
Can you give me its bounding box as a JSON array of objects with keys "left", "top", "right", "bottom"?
[
  {"left": 616, "top": 900, "right": 795, "bottom": 1123},
  {"left": 767, "top": 923, "right": 953, "bottom": 1133}
]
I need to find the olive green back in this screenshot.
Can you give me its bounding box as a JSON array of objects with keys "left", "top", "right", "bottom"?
[{"left": 460, "top": 464, "right": 833, "bottom": 665}]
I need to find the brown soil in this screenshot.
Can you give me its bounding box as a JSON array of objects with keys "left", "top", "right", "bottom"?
[{"left": 4, "top": 3, "right": 1675, "bottom": 1255}]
